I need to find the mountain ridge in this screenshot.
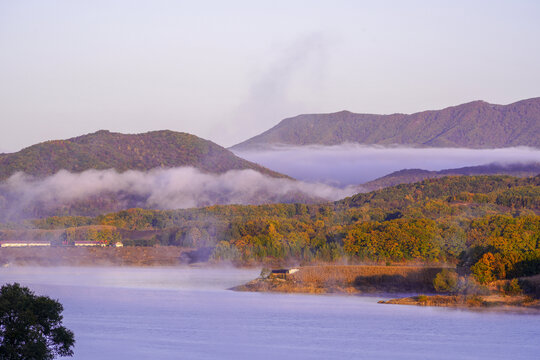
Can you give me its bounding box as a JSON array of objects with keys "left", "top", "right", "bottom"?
[{"left": 231, "top": 97, "right": 540, "bottom": 150}]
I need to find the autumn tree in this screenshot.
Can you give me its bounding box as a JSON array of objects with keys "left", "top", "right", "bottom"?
[{"left": 471, "top": 252, "right": 497, "bottom": 284}]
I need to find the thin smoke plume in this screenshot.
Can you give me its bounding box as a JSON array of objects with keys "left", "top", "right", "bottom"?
[{"left": 214, "top": 33, "right": 329, "bottom": 147}]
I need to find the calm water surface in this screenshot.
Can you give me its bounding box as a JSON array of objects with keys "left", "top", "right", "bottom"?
[{"left": 1, "top": 267, "right": 538, "bottom": 360}]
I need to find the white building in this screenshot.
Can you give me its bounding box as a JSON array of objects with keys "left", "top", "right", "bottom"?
[{"left": 0, "top": 240, "right": 51, "bottom": 248}]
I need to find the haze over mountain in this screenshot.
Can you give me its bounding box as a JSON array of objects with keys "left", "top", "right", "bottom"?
[
  {"left": 233, "top": 144, "right": 540, "bottom": 186},
  {"left": 0, "top": 130, "right": 286, "bottom": 180},
  {"left": 0, "top": 130, "right": 363, "bottom": 220},
  {"left": 232, "top": 97, "right": 540, "bottom": 150}
]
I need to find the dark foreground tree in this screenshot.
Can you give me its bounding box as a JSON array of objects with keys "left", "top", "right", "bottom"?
[{"left": 0, "top": 283, "right": 75, "bottom": 360}]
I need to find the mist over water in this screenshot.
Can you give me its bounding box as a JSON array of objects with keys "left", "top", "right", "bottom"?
[
  {"left": 0, "top": 266, "right": 258, "bottom": 292},
  {"left": 1, "top": 267, "right": 538, "bottom": 360},
  {"left": 234, "top": 145, "right": 540, "bottom": 185}
]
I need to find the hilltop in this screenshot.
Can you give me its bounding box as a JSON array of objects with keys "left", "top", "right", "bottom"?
[
  {"left": 0, "top": 130, "right": 286, "bottom": 180},
  {"left": 232, "top": 97, "right": 540, "bottom": 150},
  {"left": 363, "top": 162, "right": 540, "bottom": 191}
]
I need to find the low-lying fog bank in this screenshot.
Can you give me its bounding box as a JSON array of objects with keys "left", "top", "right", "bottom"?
[
  {"left": 0, "top": 266, "right": 260, "bottom": 291},
  {"left": 0, "top": 167, "right": 360, "bottom": 220},
  {"left": 234, "top": 145, "right": 540, "bottom": 185},
  {"left": 1, "top": 146, "right": 538, "bottom": 220}
]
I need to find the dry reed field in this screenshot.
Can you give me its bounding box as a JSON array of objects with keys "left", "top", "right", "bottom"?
[
  {"left": 234, "top": 265, "right": 448, "bottom": 294},
  {"left": 520, "top": 274, "right": 540, "bottom": 298},
  {"left": 293, "top": 265, "right": 444, "bottom": 285},
  {"left": 288, "top": 265, "right": 446, "bottom": 293}
]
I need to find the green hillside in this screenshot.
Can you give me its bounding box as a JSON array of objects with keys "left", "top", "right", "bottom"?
[{"left": 0, "top": 130, "right": 287, "bottom": 180}]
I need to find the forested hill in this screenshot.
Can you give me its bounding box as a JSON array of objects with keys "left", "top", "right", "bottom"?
[
  {"left": 231, "top": 97, "right": 540, "bottom": 150},
  {"left": 339, "top": 174, "right": 540, "bottom": 210},
  {"left": 362, "top": 162, "right": 540, "bottom": 191},
  {"left": 0, "top": 130, "right": 287, "bottom": 180}
]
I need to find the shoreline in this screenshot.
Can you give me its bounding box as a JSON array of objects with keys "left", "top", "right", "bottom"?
[
  {"left": 378, "top": 294, "right": 540, "bottom": 311},
  {"left": 2, "top": 252, "right": 539, "bottom": 312},
  {"left": 232, "top": 264, "right": 444, "bottom": 294},
  {"left": 232, "top": 265, "right": 540, "bottom": 311}
]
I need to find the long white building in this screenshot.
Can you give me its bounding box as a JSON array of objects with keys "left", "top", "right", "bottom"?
[{"left": 0, "top": 240, "right": 51, "bottom": 247}]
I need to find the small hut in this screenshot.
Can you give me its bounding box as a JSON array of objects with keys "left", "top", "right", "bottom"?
[{"left": 270, "top": 268, "right": 300, "bottom": 279}]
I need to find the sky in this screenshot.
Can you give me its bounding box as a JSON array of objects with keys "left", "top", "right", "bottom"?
[{"left": 1, "top": 0, "right": 539, "bottom": 152}]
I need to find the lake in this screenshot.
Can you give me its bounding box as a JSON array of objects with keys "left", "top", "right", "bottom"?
[{"left": 1, "top": 267, "right": 538, "bottom": 359}]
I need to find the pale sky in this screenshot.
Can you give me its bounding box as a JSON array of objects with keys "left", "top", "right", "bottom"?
[{"left": 1, "top": 0, "right": 539, "bottom": 152}]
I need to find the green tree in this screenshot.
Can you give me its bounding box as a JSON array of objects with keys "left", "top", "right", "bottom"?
[
  {"left": 433, "top": 269, "right": 458, "bottom": 293},
  {"left": 0, "top": 283, "right": 75, "bottom": 359}
]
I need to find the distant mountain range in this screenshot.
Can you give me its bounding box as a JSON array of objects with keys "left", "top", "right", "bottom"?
[
  {"left": 0, "top": 130, "right": 286, "bottom": 180},
  {"left": 362, "top": 162, "right": 540, "bottom": 191},
  {"left": 231, "top": 97, "right": 540, "bottom": 150}
]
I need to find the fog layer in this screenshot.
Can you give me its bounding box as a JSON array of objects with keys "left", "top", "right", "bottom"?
[
  {"left": 234, "top": 145, "right": 540, "bottom": 185},
  {"left": 0, "top": 167, "right": 360, "bottom": 219}
]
